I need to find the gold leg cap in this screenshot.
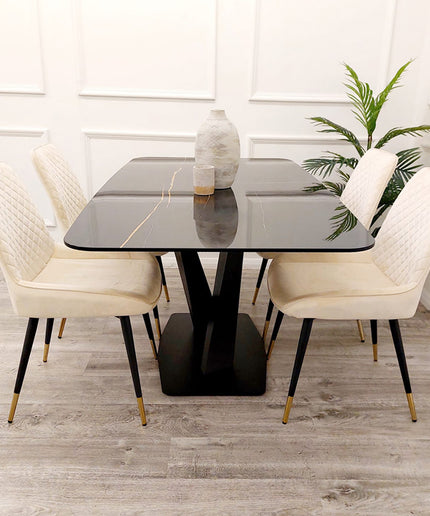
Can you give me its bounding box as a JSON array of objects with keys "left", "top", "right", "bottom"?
[
  {"left": 163, "top": 285, "right": 170, "bottom": 303},
  {"left": 58, "top": 318, "right": 67, "bottom": 339},
  {"left": 282, "top": 396, "right": 294, "bottom": 424},
  {"left": 266, "top": 339, "right": 275, "bottom": 360},
  {"left": 43, "top": 343, "right": 50, "bottom": 363},
  {"left": 150, "top": 339, "right": 158, "bottom": 361},
  {"left": 155, "top": 318, "right": 161, "bottom": 340},
  {"left": 252, "top": 287, "right": 259, "bottom": 305},
  {"left": 137, "top": 397, "right": 147, "bottom": 426},
  {"left": 262, "top": 320, "right": 269, "bottom": 343},
  {"left": 8, "top": 393, "right": 19, "bottom": 423},
  {"left": 357, "top": 320, "right": 365, "bottom": 342},
  {"left": 406, "top": 393, "right": 417, "bottom": 422},
  {"left": 372, "top": 343, "right": 378, "bottom": 362}
]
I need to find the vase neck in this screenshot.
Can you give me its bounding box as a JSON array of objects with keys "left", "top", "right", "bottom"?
[{"left": 208, "top": 109, "right": 227, "bottom": 120}]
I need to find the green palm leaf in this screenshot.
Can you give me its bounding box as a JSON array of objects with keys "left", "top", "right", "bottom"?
[
  {"left": 327, "top": 207, "right": 358, "bottom": 241},
  {"left": 309, "top": 117, "right": 365, "bottom": 156},
  {"left": 302, "top": 153, "right": 357, "bottom": 178},
  {"left": 343, "top": 63, "right": 375, "bottom": 140},
  {"left": 375, "top": 125, "right": 430, "bottom": 148}
]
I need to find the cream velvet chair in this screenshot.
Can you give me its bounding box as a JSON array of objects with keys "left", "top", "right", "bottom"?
[
  {"left": 267, "top": 167, "right": 430, "bottom": 424},
  {"left": 32, "top": 143, "right": 169, "bottom": 341},
  {"left": 0, "top": 163, "right": 162, "bottom": 425},
  {"left": 259, "top": 148, "right": 398, "bottom": 348}
]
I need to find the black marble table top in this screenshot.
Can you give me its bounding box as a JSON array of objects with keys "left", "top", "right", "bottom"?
[{"left": 64, "top": 157, "right": 374, "bottom": 252}]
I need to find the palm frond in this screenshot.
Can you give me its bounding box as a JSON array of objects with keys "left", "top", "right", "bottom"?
[
  {"left": 343, "top": 63, "right": 376, "bottom": 137},
  {"left": 375, "top": 125, "right": 430, "bottom": 148},
  {"left": 393, "top": 147, "right": 422, "bottom": 183},
  {"left": 302, "top": 154, "right": 357, "bottom": 178},
  {"left": 372, "top": 60, "right": 413, "bottom": 124},
  {"left": 326, "top": 206, "right": 358, "bottom": 241},
  {"left": 304, "top": 180, "right": 346, "bottom": 197},
  {"left": 309, "top": 116, "right": 365, "bottom": 156}
]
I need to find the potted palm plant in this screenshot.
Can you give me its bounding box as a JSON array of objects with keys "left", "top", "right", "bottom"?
[{"left": 303, "top": 60, "right": 430, "bottom": 239}]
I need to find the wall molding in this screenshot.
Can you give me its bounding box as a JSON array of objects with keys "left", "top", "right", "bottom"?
[
  {"left": 0, "top": 127, "right": 55, "bottom": 227},
  {"left": 249, "top": 0, "right": 397, "bottom": 104},
  {"left": 0, "top": 0, "right": 46, "bottom": 96},
  {"left": 75, "top": 0, "right": 217, "bottom": 101},
  {"left": 247, "top": 134, "right": 368, "bottom": 157},
  {"left": 82, "top": 130, "right": 196, "bottom": 195}
]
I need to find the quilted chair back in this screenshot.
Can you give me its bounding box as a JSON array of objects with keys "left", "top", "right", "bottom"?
[
  {"left": 32, "top": 144, "right": 87, "bottom": 233},
  {"left": 340, "top": 148, "right": 398, "bottom": 230},
  {"left": 0, "top": 163, "right": 55, "bottom": 282},
  {"left": 373, "top": 167, "right": 430, "bottom": 286}
]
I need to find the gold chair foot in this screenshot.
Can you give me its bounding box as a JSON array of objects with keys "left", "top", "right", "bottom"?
[
  {"left": 150, "top": 339, "right": 158, "bottom": 361},
  {"left": 43, "top": 343, "right": 50, "bottom": 363},
  {"left": 8, "top": 392, "right": 19, "bottom": 423},
  {"left": 406, "top": 392, "right": 417, "bottom": 422},
  {"left": 266, "top": 339, "right": 276, "bottom": 360},
  {"left": 357, "top": 320, "right": 365, "bottom": 342},
  {"left": 137, "top": 397, "right": 147, "bottom": 426},
  {"left": 163, "top": 285, "right": 170, "bottom": 303},
  {"left": 282, "top": 396, "right": 294, "bottom": 424},
  {"left": 262, "top": 320, "right": 269, "bottom": 343},
  {"left": 252, "top": 287, "right": 259, "bottom": 305},
  {"left": 372, "top": 343, "right": 378, "bottom": 362},
  {"left": 154, "top": 318, "right": 161, "bottom": 340},
  {"left": 58, "top": 318, "right": 67, "bottom": 339}
]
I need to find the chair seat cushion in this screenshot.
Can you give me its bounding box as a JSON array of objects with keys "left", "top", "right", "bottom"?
[
  {"left": 13, "top": 254, "right": 161, "bottom": 318},
  {"left": 268, "top": 256, "right": 420, "bottom": 320}
]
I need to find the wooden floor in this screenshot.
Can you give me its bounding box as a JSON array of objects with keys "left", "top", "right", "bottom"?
[{"left": 1, "top": 264, "right": 430, "bottom": 515}]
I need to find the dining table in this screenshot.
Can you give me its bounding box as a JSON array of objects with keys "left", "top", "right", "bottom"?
[{"left": 64, "top": 157, "right": 374, "bottom": 397}]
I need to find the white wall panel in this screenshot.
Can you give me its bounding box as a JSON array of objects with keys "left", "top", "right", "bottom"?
[
  {"left": 76, "top": 0, "right": 217, "bottom": 99},
  {"left": 83, "top": 131, "right": 195, "bottom": 195},
  {"left": 0, "top": 128, "right": 54, "bottom": 225},
  {"left": 251, "top": 0, "right": 396, "bottom": 102},
  {"left": 0, "top": 0, "right": 45, "bottom": 94}
]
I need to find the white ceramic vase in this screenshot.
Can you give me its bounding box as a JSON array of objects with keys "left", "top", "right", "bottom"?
[{"left": 195, "top": 109, "right": 240, "bottom": 189}]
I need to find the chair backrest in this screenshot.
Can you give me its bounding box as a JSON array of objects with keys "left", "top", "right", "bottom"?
[
  {"left": 32, "top": 144, "right": 87, "bottom": 233},
  {"left": 0, "top": 163, "right": 55, "bottom": 282},
  {"left": 340, "top": 148, "right": 398, "bottom": 229},
  {"left": 373, "top": 167, "right": 430, "bottom": 286}
]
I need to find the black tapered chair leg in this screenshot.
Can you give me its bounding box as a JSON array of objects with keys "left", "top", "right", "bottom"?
[
  {"left": 283, "top": 318, "right": 314, "bottom": 424},
  {"left": 43, "top": 318, "right": 54, "bottom": 362},
  {"left": 252, "top": 258, "right": 268, "bottom": 305},
  {"left": 153, "top": 305, "right": 161, "bottom": 340},
  {"left": 8, "top": 318, "right": 39, "bottom": 423},
  {"left": 389, "top": 319, "right": 417, "bottom": 422},
  {"left": 156, "top": 256, "right": 170, "bottom": 302},
  {"left": 370, "top": 320, "right": 378, "bottom": 361},
  {"left": 119, "top": 316, "right": 147, "bottom": 426},
  {"left": 262, "top": 300, "right": 274, "bottom": 343},
  {"left": 266, "top": 310, "right": 284, "bottom": 360},
  {"left": 143, "top": 313, "right": 158, "bottom": 360}
]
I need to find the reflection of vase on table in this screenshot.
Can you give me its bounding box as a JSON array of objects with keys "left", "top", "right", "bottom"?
[
  {"left": 195, "top": 109, "right": 240, "bottom": 189},
  {"left": 193, "top": 189, "right": 238, "bottom": 248}
]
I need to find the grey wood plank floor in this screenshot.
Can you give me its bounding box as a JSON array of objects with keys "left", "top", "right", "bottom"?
[{"left": 1, "top": 265, "right": 430, "bottom": 515}]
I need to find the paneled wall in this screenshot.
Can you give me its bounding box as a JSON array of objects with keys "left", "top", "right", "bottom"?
[{"left": 1, "top": 0, "right": 430, "bottom": 284}]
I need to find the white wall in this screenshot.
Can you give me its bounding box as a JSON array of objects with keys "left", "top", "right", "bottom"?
[{"left": 1, "top": 0, "right": 430, "bottom": 284}]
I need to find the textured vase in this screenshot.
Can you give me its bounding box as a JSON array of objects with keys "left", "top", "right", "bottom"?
[{"left": 195, "top": 109, "right": 240, "bottom": 189}]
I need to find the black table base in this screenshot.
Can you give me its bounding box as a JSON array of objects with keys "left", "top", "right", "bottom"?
[
  {"left": 158, "top": 313, "right": 266, "bottom": 395},
  {"left": 157, "top": 251, "right": 267, "bottom": 396}
]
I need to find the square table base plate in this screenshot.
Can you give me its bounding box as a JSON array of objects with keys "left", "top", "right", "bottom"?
[{"left": 158, "top": 313, "right": 267, "bottom": 396}]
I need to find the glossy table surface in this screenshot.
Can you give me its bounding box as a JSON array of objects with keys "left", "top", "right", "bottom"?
[{"left": 64, "top": 157, "right": 374, "bottom": 253}]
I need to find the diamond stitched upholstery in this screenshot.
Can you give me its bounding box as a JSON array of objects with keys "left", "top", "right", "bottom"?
[
  {"left": 340, "top": 148, "right": 398, "bottom": 229},
  {"left": 32, "top": 144, "right": 87, "bottom": 233},
  {"left": 373, "top": 167, "right": 430, "bottom": 286},
  {"left": 0, "top": 163, "right": 55, "bottom": 281}
]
